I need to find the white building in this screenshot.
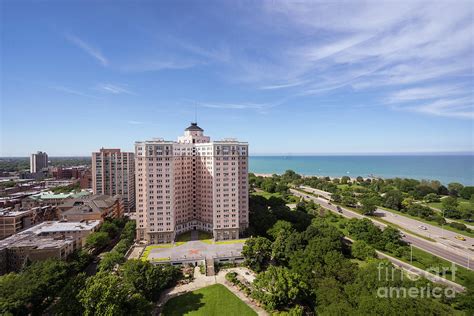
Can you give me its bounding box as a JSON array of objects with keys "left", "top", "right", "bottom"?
[
  {"left": 135, "top": 123, "right": 249, "bottom": 243},
  {"left": 30, "top": 151, "right": 48, "bottom": 173},
  {"left": 92, "top": 148, "right": 135, "bottom": 212}
]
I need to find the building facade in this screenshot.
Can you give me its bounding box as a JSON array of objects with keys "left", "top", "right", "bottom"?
[
  {"left": 135, "top": 123, "right": 248, "bottom": 243},
  {"left": 59, "top": 194, "right": 123, "bottom": 222},
  {"left": 92, "top": 148, "right": 135, "bottom": 211},
  {"left": 30, "top": 151, "right": 48, "bottom": 173}
]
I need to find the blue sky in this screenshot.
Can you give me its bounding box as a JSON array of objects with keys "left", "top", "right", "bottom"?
[{"left": 1, "top": 0, "right": 473, "bottom": 156}]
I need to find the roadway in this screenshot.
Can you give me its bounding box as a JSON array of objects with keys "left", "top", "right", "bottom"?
[
  {"left": 291, "top": 188, "right": 474, "bottom": 270},
  {"left": 373, "top": 207, "right": 474, "bottom": 251}
]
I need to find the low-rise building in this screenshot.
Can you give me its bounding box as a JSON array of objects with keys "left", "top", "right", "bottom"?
[
  {"left": 25, "top": 220, "right": 101, "bottom": 246},
  {"left": 22, "top": 190, "right": 91, "bottom": 208},
  {"left": 0, "top": 220, "right": 100, "bottom": 274},
  {"left": 0, "top": 206, "right": 58, "bottom": 239},
  {"left": 59, "top": 194, "right": 123, "bottom": 222}
]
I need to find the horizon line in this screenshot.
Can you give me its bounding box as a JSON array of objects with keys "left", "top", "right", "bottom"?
[{"left": 1, "top": 151, "right": 473, "bottom": 158}]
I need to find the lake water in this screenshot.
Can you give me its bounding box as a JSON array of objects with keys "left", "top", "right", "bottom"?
[{"left": 249, "top": 155, "right": 474, "bottom": 185}]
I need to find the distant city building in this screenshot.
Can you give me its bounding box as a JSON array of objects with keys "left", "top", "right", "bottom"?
[
  {"left": 30, "top": 151, "right": 48, "bottom": 173},
  {"left": 79, "top": 169, "right": 93, "bottom": 189},
  {"left": 0, "top": 220, "right": 99, "bottom": 274},
  {"left": 59, "top": 194, "right": 123, "bottom": 222},
  {"left": 135, "top": 123, "right": 248, "bottom": 243},
  {"left": 92, "top": 148, "right": 135, "bottom": 211}
]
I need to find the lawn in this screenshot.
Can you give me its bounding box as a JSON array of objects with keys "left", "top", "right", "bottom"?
[
  {"left": 251, "top": 191, "right": 282, "bottom": 199},
  {"left": 427, "top": 198, "right": 474, "bottom": 212},
  {"left": 162, "top": 284, "right": 256, "bottom": 316}
]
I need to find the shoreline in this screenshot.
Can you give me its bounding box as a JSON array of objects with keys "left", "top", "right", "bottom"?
[{"left": 252, "top": 173, "right": 376, "bottom": 182}]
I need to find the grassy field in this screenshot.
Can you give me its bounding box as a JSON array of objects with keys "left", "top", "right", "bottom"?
[
  {"left": 251, "top": 191, "right": 283, "bottom": 199},
  {"left": 427, "top": 198, "right": 474, "bottom": 212},
  {"left": 162, "top": 284, "right": 256, "bottom": 316}
]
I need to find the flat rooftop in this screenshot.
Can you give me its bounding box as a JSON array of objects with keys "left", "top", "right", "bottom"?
[{"left": 26, "top": 220, "right": 101, "bottom": 234}]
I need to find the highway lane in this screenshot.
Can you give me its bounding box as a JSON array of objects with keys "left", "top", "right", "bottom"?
[
  {"left": 291, "top": 188, "right": 474, "bottom": 270},
  {"left": 373, "top": 208, "right": 474, "bottom": 252}
]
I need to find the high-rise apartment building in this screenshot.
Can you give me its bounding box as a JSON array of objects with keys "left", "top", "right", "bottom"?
[
  {"left": 30, "top": 151, "right": 48, "bottom": 173},
  {"left": 92, "top": 148, "right": 135, "bottom": 211},
  {"left": 135, "top": 123, "right": 249, "bottom": 244}
]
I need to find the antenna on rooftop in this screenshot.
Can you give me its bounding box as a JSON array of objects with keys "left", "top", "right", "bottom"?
[{"left": 194, "top": 103, "right": 198, "bottom": 124}]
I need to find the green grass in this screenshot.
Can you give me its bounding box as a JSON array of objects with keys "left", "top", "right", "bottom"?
[
  {"left": 214, "top": 239, "right": 247, "bottom": 245},
  {"left": 398, "top": 247, "right": 474, "bottom": 289},
  {"left": 151, "top": 257, "right": 171, "bottom": 262},
  {"left": 337, "top": 184, "right": 364, "bottom": 190},
  {"left": 162, "top": 284, "right": 256, "bottom": 316},
  {"left": 251, "top": 191, "right": 282, "bottom": 199},
  {"left": 141, "top": 244, "right": 175, "bottom": 261},
  {"left": 427, "top": 198, "right": 474, "bottom": 211}
]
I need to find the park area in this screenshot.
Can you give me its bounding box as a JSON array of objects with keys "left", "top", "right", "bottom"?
[{"left": 162, "top": 284, "right": 256, "bottom": 316}]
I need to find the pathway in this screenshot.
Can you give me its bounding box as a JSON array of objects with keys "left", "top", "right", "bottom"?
[{"left": 155, "top": 267, "right": 267, "bottom": 315}]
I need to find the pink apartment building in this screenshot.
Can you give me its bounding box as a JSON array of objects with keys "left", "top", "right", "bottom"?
[
  {"left": 92, "top": 148, "right": 135, "bottom": 212},
  {"left": 135, "top": 123, "right": 249, "bottom": 243}
]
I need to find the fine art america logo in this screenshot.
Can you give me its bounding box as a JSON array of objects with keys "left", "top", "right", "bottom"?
[{"left": 377, "top": 263, "right": 458, "bottom": 299}]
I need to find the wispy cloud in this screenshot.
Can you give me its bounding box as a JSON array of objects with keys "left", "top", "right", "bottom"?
[
  {"left": 119, "top": 59, "right": 198, "bottom": 72},
  {"left": 65, "top": 34, "right": 108, "bottom": 66},
  {"left": 96, "top": 83, "right": 135, "bottom": 95},
  {"left": 127, "top": 120, "right": 145, "bottom": 125},
  {"left": 50, "top": 85, "right": 98, "bottom": 98},
  {"left": 199, "top": 102, "right": 270, "bottom": 110},
  {"left": 236, "top": 0, "right": 474, "bottom": 119},
  {"left": 407, "top": 98, "right": 473, "bottom": 119}
]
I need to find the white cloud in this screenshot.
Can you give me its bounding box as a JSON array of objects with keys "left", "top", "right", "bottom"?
[
  {"left": 249, "top": 0, "right": 474, "bottom": 119},
  {"left": 50, "top": 85, "right": 98, "bottom": 98},
  {"left": 97, "top": 83, "right": 135, "bottom": 95},
  {"left": 127, "top": 120, "right": 145, "bottom": 125},
  {"left": 65, "top": 34, "right": 108, "bottom": 66}
]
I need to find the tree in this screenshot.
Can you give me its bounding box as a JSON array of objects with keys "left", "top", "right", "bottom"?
[
  {"left": 331, "top": 192, "right": 342, "bottom": 203},
  {"left": 98, "top": 251, "right": 124, "bottom": 271},
  {"left": 252, "top": 266, "right": 305, "bottom": 311},
  {"left": 242, "top": 237, "right": 272, "bottom": 272},
  {"left": 78, "top": 272, "right": 152, "bottom": 316},
  {"left": 437, "top": 185, "right": 449, "bottom": 196},
  {"left": 0, "top": 259, "right": 69, "bottom": 315},
  {"left": 351, "top": 240, "right": 376, "bottom": 260},
  {"left": 341, "top": 176, "right": 351, "bottom": 184},
  {"left": 341, "top": 194, "right": 357, "bottom": 207},
  {"left": 383, "top": 190, "right": 403, "bottom": 211},
  {"left": 423, "top": 193, "right": 440, "bottom": 203},
  {"left": 85, "top": 231, "right": 110, "bottom": 250},
  {"left": 360, "top": 198, "right": 378, "bottom": 216},
  {"left": 441, "top": 196, "right": 459, "bottom": 211},
  {"left": 54, "top": 273, "right": 87, "bottom": 315},
  {"left": 267, "top": 220, "right": 294, "bottom": 240},
  {"left": 121, "top": 260, "right": 180, "bottom": 301},
  {"left": 100, "top": 221, "right": 120, "bottom": 238},
  {"left": 460, "top": 186, "right": 474, "bottom": 200},
  {"left": 448, "top": 182, "right": 464, "bottom": 196}
]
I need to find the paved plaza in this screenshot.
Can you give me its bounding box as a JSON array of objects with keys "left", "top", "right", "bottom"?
[{"left": 146, "top": 231, "right": 245, "bottom": 262}]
